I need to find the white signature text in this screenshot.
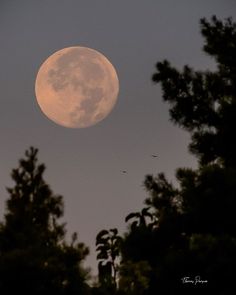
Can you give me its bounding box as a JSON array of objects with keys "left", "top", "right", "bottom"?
[{"left": 181, "top": 276, "right": 208, "bottom": 285}]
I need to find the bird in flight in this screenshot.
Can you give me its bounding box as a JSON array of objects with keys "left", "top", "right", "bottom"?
[
  {"left": 151, "top": 155, "right": 158, "bottom": 158},
  {"left": 121, "top": 170, "right": 127, "bottom": 174}
]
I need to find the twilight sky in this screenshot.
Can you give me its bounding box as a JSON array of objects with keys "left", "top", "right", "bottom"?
[{"left": 0, "top": 0, "right": 235, "bottom": 274}]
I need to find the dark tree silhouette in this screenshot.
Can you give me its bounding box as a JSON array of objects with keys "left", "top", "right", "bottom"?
[
  {"left": 95, "top": 228, "right": 122, "bottom": 294},
  {"left": 0, "top": 147, "right": 90, "bottom": 295},
  {"left": 117, "top": 16, "right": 236, "bottom": 295},
  {"left": 125, "top": 207, "right": 155, "bottom": 230},
  {"left": 153, "top": 16, "right": 236, "bottom": 167},
  {"left": 118, "top": 260, "right": 151, "bottom": 295}
]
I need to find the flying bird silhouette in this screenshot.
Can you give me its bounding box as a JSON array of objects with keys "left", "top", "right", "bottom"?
[
  {"left": 121, "top": 170, "right": 127, "bottom": 174},
  {"left": 151, "top": 155, "right": 158, "bottom": 158}
]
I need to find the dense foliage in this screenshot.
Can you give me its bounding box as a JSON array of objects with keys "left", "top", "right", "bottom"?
[
  {"left": 96, "top": 16, "right": 236, "bottom": 295},
  {"left": 0, "top": 147, "right": 90, "bottom": 295}
]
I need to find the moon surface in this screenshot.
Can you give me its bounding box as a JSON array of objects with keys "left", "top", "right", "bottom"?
[{"left": 35, "top": 46, "right": 119, "bottom": 128}]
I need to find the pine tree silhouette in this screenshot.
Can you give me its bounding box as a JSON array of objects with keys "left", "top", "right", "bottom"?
[{"left": 0, "top": 147, "right": 90, "bottom": 295}]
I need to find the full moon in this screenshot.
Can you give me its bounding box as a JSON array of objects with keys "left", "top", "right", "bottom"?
[{"left": 35, "top": 46, "right": 119, "bottom": 128}]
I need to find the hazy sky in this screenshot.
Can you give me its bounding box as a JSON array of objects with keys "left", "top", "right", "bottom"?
[{"left": 1, "top": 0, "right": 236, "bottom": 274}]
